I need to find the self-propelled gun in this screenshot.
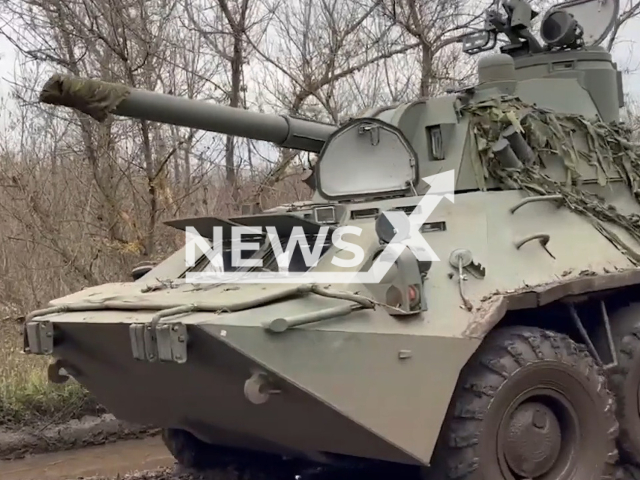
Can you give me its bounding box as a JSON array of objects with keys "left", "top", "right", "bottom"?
[{"left": 26, "top": 0, "right": 640, "bottom": 478}]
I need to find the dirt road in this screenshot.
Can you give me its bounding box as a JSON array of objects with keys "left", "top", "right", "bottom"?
[
  {"left": 5, "top": 436, "right": 640, "bottom": 480},
  {"left": 0, "top": 436, "right": 175, "bottom": 480},
  {"left": 0, "top": 432, "right": 392, "bottom": 480}
]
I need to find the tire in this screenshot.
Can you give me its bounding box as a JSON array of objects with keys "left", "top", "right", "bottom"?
[
  {"left": 594, "top": 302, "right": 640, "bottom": 466},
  {"left": 429, "top": 325, "right": 619, "bottom": 480},
  {"left": 161, "top": 428, "right": 304, "bottom": 476},
  {"left": 162, "top": 428, "right": 227, "bottom": 470}
]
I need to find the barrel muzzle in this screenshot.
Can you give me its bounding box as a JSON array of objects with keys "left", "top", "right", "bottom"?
[{"left": 39, "top": 74, "right": 131, "bottom": 122}]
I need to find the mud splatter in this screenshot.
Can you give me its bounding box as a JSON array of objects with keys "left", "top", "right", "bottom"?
[{"left": 0, "top": 414, "right": 158, "bottom": 461}]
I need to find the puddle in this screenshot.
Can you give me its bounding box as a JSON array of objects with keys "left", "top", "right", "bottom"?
[{"left": 0, "top": 436, "right": 174, "bottom": 480}]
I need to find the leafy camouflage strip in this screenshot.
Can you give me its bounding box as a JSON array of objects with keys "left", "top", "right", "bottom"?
[
  {"left": 463, "top": 95, "right": 640, "bottom": 264},
  {"left": 39, "top": 74, "right": 131, "bottom": 122}
]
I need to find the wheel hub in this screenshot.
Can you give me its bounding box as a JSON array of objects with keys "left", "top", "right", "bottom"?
[{"left": 503, "top": 402, "right": 562, "bottom": 478}]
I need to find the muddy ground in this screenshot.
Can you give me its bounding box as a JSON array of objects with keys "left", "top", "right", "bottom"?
[
  {"left": 0, "top": 413, "right": 165, "bottom": 480},
  {"left": 0, "top": 432, "right": 307, "bottom": 480},
  {"left": 85, "top": 469, "right": 265, "bottom": 480},
  {"left": 0, "top": 413, "right": 159, "bottom": 461},
  {"left": 0, "top": 414, "right": 315, "bottom": 480},
  {"left": 3, "top": 413, "right": 640, "bottom": 480},
  {"left": 0, "top": 436, "right": 172, "bottom": 480},
  {"left": 0, "top": 421, "right": 405, "bottom": 480}
]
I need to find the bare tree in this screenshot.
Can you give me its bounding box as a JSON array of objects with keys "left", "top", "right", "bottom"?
[
  {"left": 378, "top": 0, "right": 487, "bottom": 98},
  {"left": 244, "top": 0, "right": 422, "bottom": 206},
  {"left": 0, "top": 0, "right": 232, "bottom": 310},
  {"left": 183, "top": 0, "right": 273, "bottom": 201},
  {"left": 607, "top": 0, "right": 640, "bottom": 52}
]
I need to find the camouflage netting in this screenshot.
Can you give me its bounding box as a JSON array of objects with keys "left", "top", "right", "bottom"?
[
  {"left": 463, "top": 95, "right": 640, "bottom": 264},
  {"left": 39, "top": 74, "right": 131, "bottom": 122}
]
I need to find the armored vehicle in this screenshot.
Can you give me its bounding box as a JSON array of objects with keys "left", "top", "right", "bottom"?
[{"left": 24, "top": 0, "right": 640, "bottom": 477}]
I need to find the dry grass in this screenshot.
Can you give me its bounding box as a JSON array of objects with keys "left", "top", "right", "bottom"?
[{"left": 0, "top": 321, "right": 103, "bottom": 429}]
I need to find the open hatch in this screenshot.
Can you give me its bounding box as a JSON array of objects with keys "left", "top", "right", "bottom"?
[{"left": 314, "top": 118, "right": 420, "bottom": 201}]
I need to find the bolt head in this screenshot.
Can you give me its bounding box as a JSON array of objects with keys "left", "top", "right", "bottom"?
[{"left": 532, "top": 409, "right": 547, "bottom": 429}]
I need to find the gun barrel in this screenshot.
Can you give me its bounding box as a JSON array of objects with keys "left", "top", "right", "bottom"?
[{"left": 39, "top": 74, "right": 336, "bottom": 153}]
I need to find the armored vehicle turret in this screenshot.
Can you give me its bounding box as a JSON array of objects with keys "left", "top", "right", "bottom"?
[{"left": 25, "top": 0, "right": 640, "bottom": 478}]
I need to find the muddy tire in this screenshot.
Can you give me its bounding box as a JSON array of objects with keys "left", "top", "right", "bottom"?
[
  {"left": 161, "top": 428, "right": 304, "bottom": 476},
  {"left": 161, "top": 428, "right": 261, "bottom": 471},
  {"left": 430, "top": 326, "right": 619, "bottom": 480},
  {"left": 161, "top": 428, "right": 224, "bottom": 470},
  {"left": 595, "top": 303, "right": 640, "bottom": 466}
]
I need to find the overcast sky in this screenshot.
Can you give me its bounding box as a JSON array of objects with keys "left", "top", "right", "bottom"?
[{"left": 1, "top": 15, "right": 640, "bottom": 110}]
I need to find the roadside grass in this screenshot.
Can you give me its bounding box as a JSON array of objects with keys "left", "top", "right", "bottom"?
[{"left": 0, "top": 321, "right": 104, "bottom": 429}]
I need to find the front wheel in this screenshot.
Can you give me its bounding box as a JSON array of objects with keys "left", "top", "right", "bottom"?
[{"left": 429, "top": 326, "right": 619, "bottom": 479}]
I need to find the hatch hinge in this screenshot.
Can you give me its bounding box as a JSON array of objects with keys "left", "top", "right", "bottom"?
[
  {"left": 23, "top": 320, "right": 54, "bottom": 355},
  {"left": 129, "top": 321, "right": 188, "bottom": 364}
]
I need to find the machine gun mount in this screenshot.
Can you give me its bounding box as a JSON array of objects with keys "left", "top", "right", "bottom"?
[{"left": 461, "top": 0, "right": 619, "bottom": 57}]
